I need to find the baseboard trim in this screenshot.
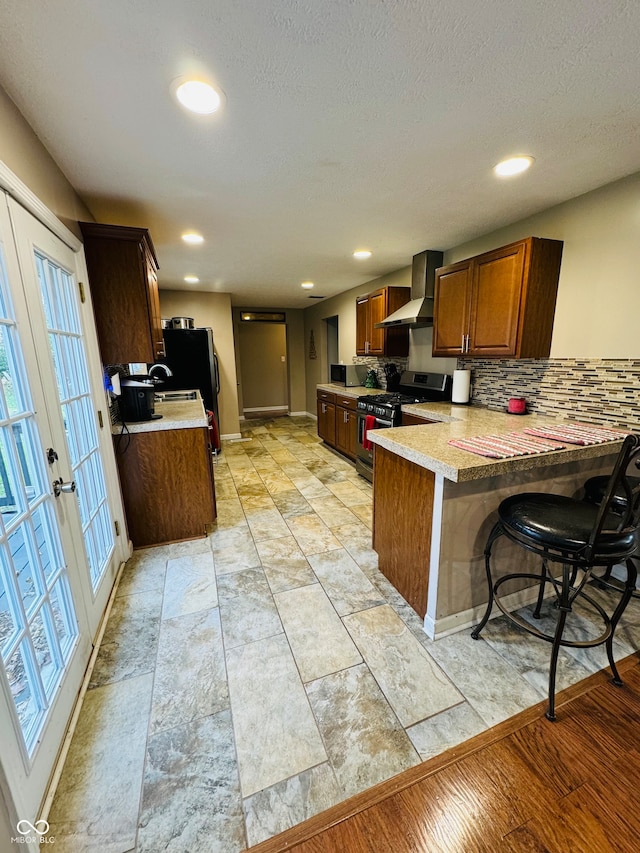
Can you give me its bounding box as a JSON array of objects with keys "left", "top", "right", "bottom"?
[
  {"left": 243, "top": 405, "right": 288, "bottom": 414},
  {"left": 424, "top": 583, "right": 555, "bottom": 640},
  {"left": 288, "top": 411, "right": 308, "bottom": 417},
  {"left": 221, "top": 432, "right": 242, "bottom": 440}
]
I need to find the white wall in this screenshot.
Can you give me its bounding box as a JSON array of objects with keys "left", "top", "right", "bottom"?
[
  {"left": 159, "top": 291, "right": 241, "bottom": 437},
  {"left": 445, "top": 172, "right": 640, "bottom": 358}
]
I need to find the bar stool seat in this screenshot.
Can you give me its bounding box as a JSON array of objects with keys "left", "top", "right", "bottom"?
[
  {"left": 472, "top": 433, "right": 640, "bottom": 721},
  {"left": 500, "top": 493, "right": 637, "bottom": 557}
]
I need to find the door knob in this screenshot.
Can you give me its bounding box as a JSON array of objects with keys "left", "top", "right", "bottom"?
[{"left": 52, "top": 479, "right": 76, "bottom": 497}]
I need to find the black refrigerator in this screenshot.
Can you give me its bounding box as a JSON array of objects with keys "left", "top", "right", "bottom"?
[{"left": 162, "top": 327, "right": 221, "bottom": 451}]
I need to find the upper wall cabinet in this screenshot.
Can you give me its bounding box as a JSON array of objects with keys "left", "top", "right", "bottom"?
[
  {"left": 356, "top": 286, "right": 411, "bottom": 357},
  {"left": 432, "top": 237, "right": 564, "bottom": 359},
  {"left": 79, "top": 222, "right": 163, "bottom": 365}
]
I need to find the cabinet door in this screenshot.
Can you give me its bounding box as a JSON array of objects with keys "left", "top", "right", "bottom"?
[
  {"left": 367, "top": 290, "right": 387, "bottom": 354},
  {"left": 335, "top": 406, "right": 357, "bottom": 459},
  {"left": 468, "top": 242, "right": 525, "bottom": 356},
  {"left": 432, "top": 262, "right": 472, "bottom": 356},
  {"left": 317, "top": 398, "right": 336, "bottom": 445},
  {"left": 356, "top": 296, "right": 369, "bottom": 355},
  {"left": 146, "top": 257, "right": 164, "bottom": 359}
]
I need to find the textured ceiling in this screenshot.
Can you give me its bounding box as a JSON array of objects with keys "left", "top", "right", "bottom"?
[{"left": 1, "top": 1, "right": 639, "bottom": 307}]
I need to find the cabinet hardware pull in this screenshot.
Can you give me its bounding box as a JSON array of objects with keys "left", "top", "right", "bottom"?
[
  {"left": 466, "top": 334, "right": 470, "bottom": 352},
  {"left": 461, "top": 334, "right": 465, "bottom": 353}
]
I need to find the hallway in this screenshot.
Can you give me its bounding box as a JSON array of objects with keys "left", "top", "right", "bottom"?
[{"left": 47, "top": 416, "right": 640, "bottom": 852}]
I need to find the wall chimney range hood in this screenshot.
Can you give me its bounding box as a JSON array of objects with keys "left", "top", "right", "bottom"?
[{"left": 375, "top": 249, "right": 444, "bottom": 328}]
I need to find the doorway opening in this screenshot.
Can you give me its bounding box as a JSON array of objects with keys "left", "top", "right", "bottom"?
[
  {"left": 325, "top": 315, "right": 338, "bottom": 381},
  {"left": 237, "top": 321, "right": 289, "bottom": 418}
]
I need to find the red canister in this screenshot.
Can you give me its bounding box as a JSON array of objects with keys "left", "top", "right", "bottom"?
[{"left": 508, "top": 397, "right": 527, "bottom": 414}]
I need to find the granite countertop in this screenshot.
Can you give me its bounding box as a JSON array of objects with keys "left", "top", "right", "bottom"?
[
  {"left": 369, "top": 403, "right": 625, "bottom": 483},
  {"left": 317, "top": 383, "right": 382, "bottom": 398},
  {"left": 111, "top": 391, "right": 207, "bottom": 435}
]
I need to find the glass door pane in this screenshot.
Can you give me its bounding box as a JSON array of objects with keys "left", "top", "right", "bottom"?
[
  {"left": 0, "top": 236, "right": 79, "bottom": 756},
  {"left": 34, "top": 252, "right": 115, "bottom": 591}
]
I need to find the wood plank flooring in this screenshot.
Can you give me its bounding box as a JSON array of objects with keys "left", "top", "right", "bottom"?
[{"left": 248, "top": 653, "right": 640, "bottom": 852}]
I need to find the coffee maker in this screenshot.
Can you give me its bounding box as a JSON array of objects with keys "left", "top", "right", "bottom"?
[{"left": 119, "top": 377, "right": 161, "bottom": 422}]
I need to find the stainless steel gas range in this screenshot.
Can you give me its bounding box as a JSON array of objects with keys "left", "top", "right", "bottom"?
[{"left": 355, "top": 371, "right": 452, "bottom": 481}]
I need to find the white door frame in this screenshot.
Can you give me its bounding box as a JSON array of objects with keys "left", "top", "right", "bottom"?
[{"left": 0, "top": 160, "right": 130, "bottom": 831}]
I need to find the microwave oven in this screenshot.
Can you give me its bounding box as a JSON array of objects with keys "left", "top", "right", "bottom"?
[{"left": 330, "top": 363, "right": 367, "bottom": 386}]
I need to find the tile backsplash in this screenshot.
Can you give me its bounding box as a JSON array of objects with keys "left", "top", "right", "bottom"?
[
  {"left": 353, "top": 356, "right": 409, "bottom": 388},
  {"left": 460, "top": 358, "right": 640, "bottom": 430}
]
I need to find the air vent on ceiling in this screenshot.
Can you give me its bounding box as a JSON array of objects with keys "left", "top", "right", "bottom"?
[{"left": 307, "top": 295, "right": 324, "bottom": 299}]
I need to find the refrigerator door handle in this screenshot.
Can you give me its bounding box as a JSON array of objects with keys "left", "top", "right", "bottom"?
[{"left": 213, "top": 352, "right": 220, "bottom": 394}]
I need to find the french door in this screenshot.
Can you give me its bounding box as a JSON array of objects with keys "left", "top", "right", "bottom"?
[{"left": 0, "top": 191, "right": 124, "bottom": 826}]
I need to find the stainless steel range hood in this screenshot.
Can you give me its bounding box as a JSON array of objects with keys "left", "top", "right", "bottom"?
[{"left": 375, "top": 249, "right": 444, "bottom": 328}]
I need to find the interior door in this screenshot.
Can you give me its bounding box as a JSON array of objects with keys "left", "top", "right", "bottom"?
[
  {"left": 9, "top": 199, "right": 121, "bottom": 638},
  {"left": 0, "top": 195, "right": 92, "bottom": 824}
]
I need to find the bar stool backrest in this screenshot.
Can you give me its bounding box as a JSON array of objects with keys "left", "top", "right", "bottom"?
[{"left": 586, "top": 433, "right": 640, "bottom": 560}]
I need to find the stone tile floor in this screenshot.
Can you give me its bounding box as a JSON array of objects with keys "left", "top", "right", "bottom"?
[{"left": 48, "top": 415, "right": 640, "bottom": 852}]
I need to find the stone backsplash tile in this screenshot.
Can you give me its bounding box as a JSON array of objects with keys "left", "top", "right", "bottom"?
[
  {"left": 353, "top": 356, "right": 409, "bottom": 389},
  {"left": 458, "top": 358, "right": 640, "bottom": 430}
]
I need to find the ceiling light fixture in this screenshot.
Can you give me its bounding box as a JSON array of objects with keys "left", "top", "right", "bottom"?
[
  {"left": 353, "top": 250, "right": 372, "bottom": 259},
  {"left": 301, "top": 281, "right": 314, "bottom": 289},
  {"left": 494, "top": 156, "right": 534, "bottom": 177},
  {"left": 184, "top": 275, "right": 200, "bottom": 284},
  {"left": 175, "top": 80, "right": 221, "bottom": 115},
  {"left": 182, "top": 231, "right": 204, "bottom": 244}
]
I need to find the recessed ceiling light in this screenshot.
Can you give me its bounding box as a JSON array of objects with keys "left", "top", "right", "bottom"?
[
  {"left": 494, "top": 156, "right": 534, "bottom": 177},
  {"left": 184, "top": 275, "right": 200, "bottom": 284},
  {"left": 301, "top": 281, "right": 314, "bottom": 289},
  {"left": 353, "top": 250, "right": 372, "bottom": 259},
  {"left": 182, "top": 232, "right": 204, "bottom": 244},
  {"left": 175, "top": 80, "right": 221, "bottom": 115}
]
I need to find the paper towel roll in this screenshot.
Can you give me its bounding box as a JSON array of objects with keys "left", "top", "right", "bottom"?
[{"left": 452, "top": 369, "right": 471, "bottom": 404}]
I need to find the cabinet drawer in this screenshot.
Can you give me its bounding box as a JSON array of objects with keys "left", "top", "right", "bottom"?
[
  {"left": 317, "top": 389, "right": 336, "bottom": 403},
  {"left": 335, "top": 395, "right": 357, "bottom": 411}
]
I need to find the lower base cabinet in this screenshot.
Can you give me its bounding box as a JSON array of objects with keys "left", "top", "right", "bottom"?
[
  {"left": 115, "top": 426, "right": 216, "bottom": 547},
  {"left": 317, "top": 390, "right": 358, "bottom": 460},
  {"left": 373, "top": 445, "right": 435, "bottom": 618}
]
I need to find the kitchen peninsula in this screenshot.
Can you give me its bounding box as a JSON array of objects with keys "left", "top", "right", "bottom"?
[
  {"left": 369, "top": 405, "right": 624, "bottom": 638},
  {"left": 112, "top": 393, "right": 216, "bottom": 547}
]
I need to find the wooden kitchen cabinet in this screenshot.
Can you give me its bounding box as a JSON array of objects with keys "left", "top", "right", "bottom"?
[
  {"left": 400, "top": 412, "right": 436, "bottom": 426},
  {"left": 432, "top": 237, "right": 563, "bottom": 359},
  {"left": 115, "top": 426, "right": 216, "bottom": 547},
  {"left": 356, "top": 286, "right": 411, "bottom": 357},
  {"left": 317, "top": 389, "right": 336, "bottom": 446},
  {"left": 334, "top": 394, "right": 358, "bottom": 459},
  {"left": 79, "top": 221, "right": 163, "bottom": 365}
]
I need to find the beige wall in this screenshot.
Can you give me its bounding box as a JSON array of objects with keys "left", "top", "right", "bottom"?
[
  {"left": 444, "top": 172, "right": 640, "bottom": 358},
  {"left": 0, "top": 85, "right": 92, "bottom": 233},
  {"left": 233, "top": 308, "right": 307, "bottom": 417},
  {"left": 159, "top": 291, "right": 241, "bottom": 438},
  {"left": 237, "top": 322, "right": 288, "bottom": 411},
  {"left": 303, "top": 170, "right": 640, "bottom": 411}
]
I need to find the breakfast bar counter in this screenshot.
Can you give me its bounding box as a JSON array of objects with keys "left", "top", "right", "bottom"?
[{"left": 368, "top": 405, "right": 627, "bottom": 638}]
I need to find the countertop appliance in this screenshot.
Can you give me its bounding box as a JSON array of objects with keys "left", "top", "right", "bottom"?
[
  {"left": 161, "top": 327, "right": 221, "bottom": 451},
  {"left": 355, "top": 371, "right": 452, "bottom": 481},
  {"left": 119, "top": 376, "right": 162, "bottom": 422},
  {"left": 330, "top": 363, "right": 367, "bottom": 386}
]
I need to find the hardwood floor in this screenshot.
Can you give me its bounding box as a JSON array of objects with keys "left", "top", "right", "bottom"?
[{"left": 249, "top": 654, "right": 640, "bottom": 852}]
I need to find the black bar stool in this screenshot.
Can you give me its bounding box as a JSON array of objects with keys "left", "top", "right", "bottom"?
[
  {"left": 583, "top": 471, "right": 640, "bottom": 599},
  {"left": 472, "top": 433, "right": 640, "bottom": 721}
]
